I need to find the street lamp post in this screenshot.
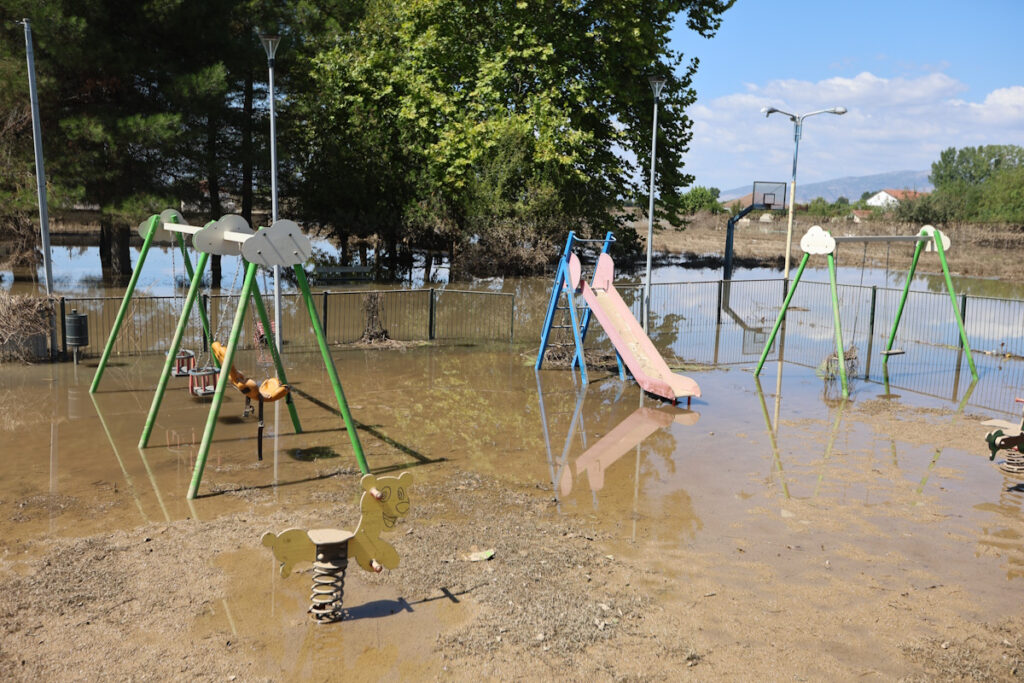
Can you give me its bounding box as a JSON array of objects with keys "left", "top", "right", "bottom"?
[
  {"left": 21, "top": 19, "right": 53, "bottom": 296},
  {"left": 259, "top": 32, "right": 282, "bottom": 352},
  {"left": 644, "top": 75, "right": 666, "bottom": 334},
  {"left": 761, "top": 105, "right": 847, "bottom": 279}
]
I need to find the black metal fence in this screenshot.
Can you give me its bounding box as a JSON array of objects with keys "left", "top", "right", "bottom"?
[{"left": 44, "top": 288, "right": 513, "bottom": 360}]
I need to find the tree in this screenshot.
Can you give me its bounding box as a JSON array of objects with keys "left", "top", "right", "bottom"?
[
  {"left": 292, "top": 0, "right": 734, "bottom": 277},
  {"left": 929, "top": 145, "right": 1024, "bottom": 191},
  {"left": 680, "top": 185, "right": 724, "bottom": 214}
]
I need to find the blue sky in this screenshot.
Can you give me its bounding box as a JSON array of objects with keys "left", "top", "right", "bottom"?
[{"left": 672, "top": 1, "right": 1024, "bottom": 192}]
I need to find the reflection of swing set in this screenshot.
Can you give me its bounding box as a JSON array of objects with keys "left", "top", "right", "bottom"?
[
  {"left": 754, "top": 367, "right": 976, "bottom": 500},
  {"left": 88, "top": 209, "right": 368, "bottom": 499},
  {"left": 755, "top": 225, "right": 977, "bottom": 398}
]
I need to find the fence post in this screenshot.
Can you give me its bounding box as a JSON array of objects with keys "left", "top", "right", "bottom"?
[
  {"left": 59, "top": 296, "right": 67, "bottom": 360},
  {"left": 429, "top": 288, "right": 436, "bottom": 340},
  {"left": 715, "top": 280, "right": 723, "bottom": 325},
  {"left": 509, "top": 297, "right": 515, "bottom": 343},
  {"left": 322, "top": 290, "right": 329, "bottom": 340},
  {"left": 959, "top": 294, "right": 967, "bottom": 348}
]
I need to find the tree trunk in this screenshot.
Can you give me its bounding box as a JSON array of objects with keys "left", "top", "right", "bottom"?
[
  {"left": 99, "top": 215, "right": 131, "bottom": 285},
  {"left": 423, "top": 250, "right": 433, "bottom": 283},
  {"left": 111, "top": 222, "right": 132, "bottom": 285},
  {"left": 207, "top": 115, "right": 224, "bottom": 289}
]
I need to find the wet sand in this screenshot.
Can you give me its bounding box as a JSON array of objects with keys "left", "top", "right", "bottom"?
[{"left": 0, "top": 345, "right": 1022, "bottom": 680}]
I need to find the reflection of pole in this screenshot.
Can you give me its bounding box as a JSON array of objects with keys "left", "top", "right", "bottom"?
[
  {"left": 534, "top": 370, "right": 559, "bottom": 510},
  {"left": 916, "top": 448, "right": 943, "bottom": 494},
  {"left": 754, "top": 376, "right": 790, "bottom": 499},
  {"left": 91, "top": 393, "right": 149, "bottom": 522},
  {"left": 632, "top": 391, "right": 644, "bottom": 542},
  {"left": 812, "top": 401, "right": 846, "bottom": 498}
]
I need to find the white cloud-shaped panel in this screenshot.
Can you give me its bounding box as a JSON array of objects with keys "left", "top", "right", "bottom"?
[
  {"left": 919, "top": 225, "right": 951, "bottom": 252},
  {"left": 799, "top": 225, "right": 836, "bottom": 255},
  {"left": 241, "top": 219, "right": 312, "bottom": 267},
  {"left": 136, "top": 208, "right": 183, "bottom": 243},
  {"left": 194, "top": 215, "right": 253, "bottom": 256}
]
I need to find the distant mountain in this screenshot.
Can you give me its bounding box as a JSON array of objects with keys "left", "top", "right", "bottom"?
[{"left": 719, "top": 170, "right": 933, "bottom": 204}]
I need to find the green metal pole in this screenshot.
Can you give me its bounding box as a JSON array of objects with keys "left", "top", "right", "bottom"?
[
  {"left": 89, "top": 215, "right": 159, "bottom": 393},
  {"left": 883, "top": 241, "right": 924, "bottom": 363},
  {"left": 139, "top": 252, "right": 210, "bottom": 448},
  {"left": 827, "top": 253, "right": 848, "bottom": 398},
  {"left": 187, "top": 262, "right": 258, "bottom": 499},
  {"left": 755, "top": 253, "right": 810, "bottom": 376},
  {"left": 174, "top": 224, "right": 213, "bottom": 346},
  {"left": 932, "top": 232, "right": 977, "bottom": 379},
  {"left": 249, "top": 275, "right": 302, "bottom": 433},
  {"left": 294, "top": 266, "right": 369, "bottom": 474}
]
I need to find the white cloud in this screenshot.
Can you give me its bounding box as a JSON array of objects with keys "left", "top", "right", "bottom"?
[{"left": 686, "top": 71, "right": 1024, "bottom": 191}]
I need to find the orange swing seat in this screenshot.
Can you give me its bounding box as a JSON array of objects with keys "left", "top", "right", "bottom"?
[{"left": 211, "top": 342, "right": 290, "bottom": 403}]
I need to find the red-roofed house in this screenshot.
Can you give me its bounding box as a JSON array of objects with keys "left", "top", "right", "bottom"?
[{"left": 866, "top": 189, "right": 928, "bottom": 208}]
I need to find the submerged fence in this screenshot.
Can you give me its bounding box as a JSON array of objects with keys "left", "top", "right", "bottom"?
[
  {"left": 542, "top": 276, "right": 1024, "bottom": 417},
  {"left": 42, "top": 288, "right": 514, "bottom": 360}
]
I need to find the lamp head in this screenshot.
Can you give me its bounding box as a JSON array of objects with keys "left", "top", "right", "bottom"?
[
  {"left": 830, "top": 106, "right": 848, "bottom": 115},
  {"left": 259, "top": 32, "right": 281, "bottom": 60},
  {"left": 761, "top": 106, "right": 778, "bottom": 117},
  {"left": 648, "top": 75, "right": 667, "bottom": 99}
]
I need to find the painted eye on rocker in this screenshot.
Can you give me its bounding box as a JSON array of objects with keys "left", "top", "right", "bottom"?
[{"left": 379, "top": 487, "right": 391, "bottom": 502}]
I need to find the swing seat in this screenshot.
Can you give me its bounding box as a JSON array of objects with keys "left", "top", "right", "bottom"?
[
  {"left": 211, "top": 342, "right": 288, "bottom": 402},
  {"left": 880, "top": 349, "right": 905, "bottom": 356},
  {"left": 258, "top": 377, "right": 290, "bottom": 403}
]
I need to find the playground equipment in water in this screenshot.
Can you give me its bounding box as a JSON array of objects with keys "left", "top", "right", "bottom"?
[
  {"left": 754, "top": 225, "right": 977, "bottom": 398},
  {"left": 97, "top": 211, "right": 368, "bottom": 498},
  {"left": 983, "top": 398, "right": 1024, "bottom": 475},
  {"left": 262, "top": 472, "right": 413, "bottom": 623},
  {"left": 536, "top": 231, "right": 701, "bottom": 405},
  {"left": 89, "top": 209, "right": 215, "bottom": 395}
]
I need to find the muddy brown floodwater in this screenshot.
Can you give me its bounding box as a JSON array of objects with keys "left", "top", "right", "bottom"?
[{"left": 0, "top": 344, "right": 1022, "bottom": 680}]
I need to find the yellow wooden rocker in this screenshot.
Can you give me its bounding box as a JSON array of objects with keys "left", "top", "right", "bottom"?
[{"left": 211, "top": 341, "right": 290, "bottom": 460}]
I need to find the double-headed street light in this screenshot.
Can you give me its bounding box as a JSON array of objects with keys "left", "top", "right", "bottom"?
[
  {"left": 761, "top": 105, "right": 847, "bottom": 279},
  {"left": 644, "top": 75, "right": 667, "bottom": 334},
  {"left": 259, "top": 31, "right": 282, "bottom": 352}
]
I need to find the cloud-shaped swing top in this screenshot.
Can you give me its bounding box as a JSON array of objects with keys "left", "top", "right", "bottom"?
[
  {"left": 241, "top": 219, "right": 312, "bottom": 268},
  {"left": 193, "top": 214, "right": 254, "bottom": 256},
  {"left": 799, "top": 225, "right": 837, "bottom": 255}
]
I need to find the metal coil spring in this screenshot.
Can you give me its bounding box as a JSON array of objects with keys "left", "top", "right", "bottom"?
[
  {"left": 999, "top": 449, "right": 1024, "bottom": 477},
  {"left": 309, "top": 553, "right": 348, "bottom": 623}
]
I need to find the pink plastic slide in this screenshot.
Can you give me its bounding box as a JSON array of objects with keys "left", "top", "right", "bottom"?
[{"left": 568, "top": 252, "right": 701, "bottom": 403}]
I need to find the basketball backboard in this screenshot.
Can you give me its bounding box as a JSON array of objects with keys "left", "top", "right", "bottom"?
[{"left": 752, "top": 181, "right": 786, "bottom": 210}]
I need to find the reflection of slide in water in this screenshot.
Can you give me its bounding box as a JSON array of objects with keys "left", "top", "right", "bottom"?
[
  {"left": 574, "top": 406, "right": 699, "bottom": 493},
  {"left": 569, "top": 253, "right": 701, "bottom": 403}
]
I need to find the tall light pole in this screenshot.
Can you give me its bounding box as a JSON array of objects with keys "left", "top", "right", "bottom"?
[
  {"left": 643, "top": 75, "right": 666, "bottom": 334},
  {"left": 21, "top": 19, "right": 54, "bottom": 296},
  {"left": 259, "top": 32, "right": 282, "bottom": 352},
  {"left": 761, "top": 105, "right": 847, "bottom": 279}
]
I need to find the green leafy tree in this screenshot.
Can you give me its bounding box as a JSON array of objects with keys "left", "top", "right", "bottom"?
[
  {"left": 680, "top": 185, "right": 724, "bottom": 215},
  {"left": 930, "top": 145, "right": 1024, "bottom": 191},
  {"left": 293, "top": 0, "right": 734, "bottom": 277}
]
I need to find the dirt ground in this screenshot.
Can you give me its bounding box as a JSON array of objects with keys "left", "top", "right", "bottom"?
[
  {"left": 0, "top": 368, "right": 1022, "bottom": 681},
  {"left": 634, "top": 210, "right": 1024, "bottom": 282}
]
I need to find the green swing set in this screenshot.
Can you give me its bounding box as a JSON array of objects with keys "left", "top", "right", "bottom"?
[
  {"left": 89, "top": 210, "right": 368, "bottom": 499},
  {"left": 754, "top": 224, "right": 977, "bottom": 398}
]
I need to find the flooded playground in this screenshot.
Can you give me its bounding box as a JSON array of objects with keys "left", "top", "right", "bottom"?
[{"left": 1, "top": 326, "right": 1023, "bottom": 678}]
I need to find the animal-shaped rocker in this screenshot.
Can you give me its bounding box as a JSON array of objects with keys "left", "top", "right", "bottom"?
[
  {"left": 983, "top": 398, "right": 1024, "bottom": 475},
  {"left": 211, "top": 341, "right": 289, "bottom": 461},
  {"left": 261, "top": 472, "right": 413, "bottom": 622}
]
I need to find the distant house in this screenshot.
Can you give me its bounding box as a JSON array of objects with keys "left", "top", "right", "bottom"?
[
  {"left": 850, "top": 209, "right": 873, "bottom": 223},
  {"left": 865, "top": 189, "right": 928, "bottom": 208}
]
